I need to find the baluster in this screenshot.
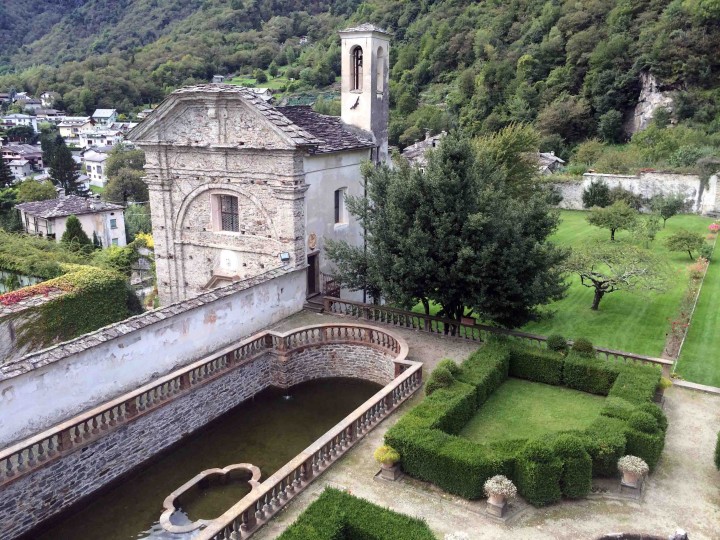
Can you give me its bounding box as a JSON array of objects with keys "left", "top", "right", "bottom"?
[{"left": 2, "top": 457, "right": 13, "bottom": 480}]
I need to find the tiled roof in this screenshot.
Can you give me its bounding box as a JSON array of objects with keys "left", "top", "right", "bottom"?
[
  {"left": 340, "top": 23, "right": 390, "bottom": 35},
  {"left": 276, "top": 106, "right": 375, "bottom": 154},
  {"left": 16, "top": 195, "right": 123, "bottom": 219},
  {"left": 170, "top": 84, "right": 321, "bottom": 147},
  {"left": 93, "top": 109, "right": 117, "bottom": 117}
]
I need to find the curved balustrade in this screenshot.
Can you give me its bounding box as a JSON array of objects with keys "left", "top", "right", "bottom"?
[
  {"left": 324, "top": 297, "right": 673, "bottom": 378},
  {"left": 0, "top": 323, "right": 409, "bottom": 489}
]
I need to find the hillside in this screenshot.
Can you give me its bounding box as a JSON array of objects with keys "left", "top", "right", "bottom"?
[{"left": 1, "top": 0, "right": 720, "bottom": 153}]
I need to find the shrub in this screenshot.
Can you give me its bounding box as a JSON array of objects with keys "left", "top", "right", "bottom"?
[
  {"left": 277, "top": 488, "right": 436, "bottom": 540},
  {"left": 554, "top": 435, "right": 592, "bottom": 498},
  {"left": 546, "top": 334, "right": 568, "bottom": 353},
  {"left": 625, "top": 412, "right": 665, "bottom": 470},
  {"left": 699, "top": 244, "right": 713, "bottom": 261},
  {"left": 582, "top": 180, "right": 611, "bottom": 208},
  {"left": 437, "top": 358, "right": 461, "bottom": 376},
  {"left": 515, "top": 441, "right": 563, "bottom": 506},
  {"left": 636, "top": 402, "right": 668, "bottom": 433},
  {"left": 374, "top": 445, "right": 400, "bottom": 466},
  {"left": 571, "top": 338, "right": 595, "bottom": 357},
  {"left": 508, "top": 345, "right": 564, "bottom": 385},
  {"left": 715, "top": 431, "right": 720, "bottom": 471},
  {"left": 425, "top": 365, "right": 455, "bottom": 396},
  {"left": 582, "top": 416, "right": 627, "bottom": 477},
  {"left": 600, "top": 397, "right": 637, "bottom": 421},
  {"left": 454, "top": 344, "right": 510, "bottom": 405},
  {"left": 563, "top": 352, "right": 619, "bottom": 395},
  {"left": 608, "top": 365, "right": 661, "bottom": 404},
  {"left": 627, "top": 411, "right": 658, "bottom": 434}
]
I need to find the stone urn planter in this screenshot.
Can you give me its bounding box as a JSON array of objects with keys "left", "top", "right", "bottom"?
[
  {"left": 654, "top": 377, "right": 672, "bottom": 405},
  {"left": 484, "top": 475, "right": 517, "bottom": 518},
  {"left": 374, "top": 445, "right": 401, "bottom": 481},
  {"left": 618, "top": 455, "right": 649, "bottom": 491}
]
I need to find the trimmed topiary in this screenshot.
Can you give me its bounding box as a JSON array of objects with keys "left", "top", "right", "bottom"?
[
  {"left": 374, "top": 445, "right": 400, "bottom": 466},
  {"left": 425, "top": 365, "right": 455, "bottom": 396},
  {"left": 635, "top": 403, "right": 668, "bottom": 432},
  {"left": 715, "top": 431, "right": 720, "bottom": 471},
  {"left": 508, "top": 345, "right": 564, "bottom": 385},
  {"left": 546, "top": 334, "right": 568, "bottom": 354},
  {"left": 515, "top": 441, "right": 563, "bottom": 506},
  {"left": 571, "top": 337, "right": 595, "bottom": 357},
  {"left": 554, "top": 434, "right": 592, "bottom": 499},
  {"left": 625, "top": 412, "right": 664, "bottom": 471},
  {"left": 437, "top": 358, "right": 461, "bottom": 376},
  {"left": 627, "top": 411, "right": 658, "bottom": 434}
]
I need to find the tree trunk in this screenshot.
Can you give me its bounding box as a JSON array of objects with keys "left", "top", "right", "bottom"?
[
  {"left": 421, "top": 298, "right": 430, "bottom": 316},
  {"left": 610, "top": 228, "right": 616, "bottom": 241},
  {"left": 688, "top": 250, "right": 694, "bottom": 260},
  {"left": 591, "top": 289, "right": 605, "bottom": 310}
]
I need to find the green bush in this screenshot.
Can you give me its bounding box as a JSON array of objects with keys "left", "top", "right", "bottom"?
[
  {"left": 562, "top": 352, "right": 619, "bottom": 395},
  {"left": 600, "top": 397, "right": 637, "bottom": 421},
  {"left": 582, "top": 416, "right": 627, "bottom": 477},
  {"left": 515, "top": 441, "right": 563, "bottom": 506},
  {"left": 554, "top": 435, "right": 592, "bottom": 499},
  {"left": 508, "top": 345, "right": 564, "bottom": 385},
  {"left": 624, "top": 411, "right": 665, "bottom": 470},
  {"left": 277, "top": 488, "right": 436, "bottom": 540},
  {"left": 454, "top": 344, "right": 510, "bottom": 405},
  {"left": 715, "top": 431, "right": 720, "bottom": 471},
  {"left": 636, "top": 403, "right": 668, "bottom": 432},
  {"left": 546, "top": 334, "right": 568, "bottom": 353},
  {"left": 571, "top": 337, "right": 595, "bottom": 357},
  {"left": 425, "top": 365, "right": 455, "bottom": 396},
  {"left": 437, "top": 358, "right": 461, "bottom": 376},
  {"left": 608, "top": 365, "right": 661, "bottom": 404},
  {"left": 627, "top": 411, "right": 658, "bottom": 434}
]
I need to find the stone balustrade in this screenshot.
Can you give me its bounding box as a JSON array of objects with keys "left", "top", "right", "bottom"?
[
  {"left": 0, "top": 323, "right": 410, "bottom": 490},
  {"left": 324, "top": 297, "right": 673, "bottom": 378},
  {"left": 195, "top": 358, "right": 422, "bottom": 540}
]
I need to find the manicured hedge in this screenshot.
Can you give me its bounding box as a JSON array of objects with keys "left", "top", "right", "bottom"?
[
  {"left": 386, "top": 340, "right": 667, "bottom": 506},
  {"left": 277, "top": 488, "right": 436, "bottom": 540},
  {"left": 715, "top": 430, "right": 720, "bottom": 471}
]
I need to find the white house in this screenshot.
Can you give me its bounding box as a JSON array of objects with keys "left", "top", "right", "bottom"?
[
  {"left": 92, "top": 109, "right": 118, "bottom": 127},
  {"left": 58, "top": 117, "right": 94, "bottom": 146},
  {"left": 15, "top": 192, "right": 126, "bottom": 247},
  {"left": 2, "top": 114, "right": 38, "bottom": 132},
  {"left": 83, "top": 146, "right": 113, "bottom": 187},
  {"left": 128, "top": 24, "right": 391, "bottom": 305},
  {"left": 8, "top": 159, "right": 33, "bottom": 181}
]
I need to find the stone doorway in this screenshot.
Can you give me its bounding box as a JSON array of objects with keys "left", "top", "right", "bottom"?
[{"left": 307, "top": 253, "right": 319, "bottom": 297}]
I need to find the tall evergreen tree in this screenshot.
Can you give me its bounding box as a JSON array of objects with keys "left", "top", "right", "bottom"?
[
  {"left": 0, "top": 157, "right": 14, "bottom": 188},
  {"left": 49, "top": 135, "right": 82, "bottom": 195},
  {"left": 61, "top": 215, "right": 92, "bottom": 250}
]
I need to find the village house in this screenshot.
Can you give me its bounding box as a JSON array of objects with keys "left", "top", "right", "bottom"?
[
  {"left": 1, "top": 113, "right": 38, "bottom": 133},
  {"left": 40, "top": 91, "right": 60, "bottom": 108},
  {"left": 1, "top": 144, "right": 44, "bottom": 171},
  {"left": 16, "top": 190, "right": 126, "bottom": 246},
  {"left": 536, "top": 151, "right": 566, "bottom": 174},
  {"left": 83, "top": 146, "right": 113, "bottom": 187},
  {"left": 401, "top": 130, "right": 447, "bottom": 169},
  {"left": 92, "top": 109, "right": 118, "bottom": 127},
  {"left": 129, "top": 24, "right": 391, "bottom": 305},
  {"left": 8, "top": 159, "right": 33, "bottom": 181},
  {"left": 22, "top": 99, "right": 43, "bottom": 113},
  {"left": 58, "top": 117, "right": 94, "bottom": 146}
]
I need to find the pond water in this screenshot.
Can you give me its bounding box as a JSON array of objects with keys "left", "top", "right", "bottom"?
[{"left": 33, "top": 377, "right": 381, "bottom": 540}]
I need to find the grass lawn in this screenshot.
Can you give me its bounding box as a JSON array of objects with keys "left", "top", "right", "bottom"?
[
  {"left": 675, "top": 235, "right": 720, "bottom": 386},
  {"left": 522, "top": 210, "right": 713, "bottom": 356},
  {"left": 459, "top": 378, "right": 605, "bottom": 444},
  {"left": 89, "top": 185, "right": 104, "bottom": 195}
]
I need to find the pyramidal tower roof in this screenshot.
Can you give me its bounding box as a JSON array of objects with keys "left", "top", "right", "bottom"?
[{"left": 340, "top": 23, "right": 390, "bottom": 35}]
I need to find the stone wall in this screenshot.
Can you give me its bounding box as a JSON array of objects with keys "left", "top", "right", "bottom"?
[
  {"left": 0, "top": 337, "right": 400, "bottom": 540},
  {"left": 553, "top": 172, "right": 719, "bottom": 214},
  {"left": 0, "top": 268, "right": 305, "bottom": 447}
]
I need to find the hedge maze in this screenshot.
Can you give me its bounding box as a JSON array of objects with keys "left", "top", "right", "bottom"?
[{"left": 385, "top": 339, "right": 668, "bottom": 506}]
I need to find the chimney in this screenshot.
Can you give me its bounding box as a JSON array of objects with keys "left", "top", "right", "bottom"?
[{"left": 58, "top": 188, "right": 66, "bottom": 198}]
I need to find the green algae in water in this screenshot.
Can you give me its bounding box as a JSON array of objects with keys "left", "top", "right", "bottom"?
[{"left": 35, "top": 377, "right": 380, "bottom": 540}]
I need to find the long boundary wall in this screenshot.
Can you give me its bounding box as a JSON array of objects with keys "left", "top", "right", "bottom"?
[
  {"left": 0, "top": 267, "right": 306, "bottom": 447},
  {"left": 553, "top": 172, "right": 719, "bottom": 214}
]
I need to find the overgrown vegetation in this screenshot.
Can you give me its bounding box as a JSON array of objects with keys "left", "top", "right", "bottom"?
[{"left": 385, "top": 340, "right": 667, "bottom": 505}]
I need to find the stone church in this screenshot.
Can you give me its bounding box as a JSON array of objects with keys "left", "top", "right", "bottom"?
[{"left": 129, "top": 24, "right": 390, "bottom": 305}]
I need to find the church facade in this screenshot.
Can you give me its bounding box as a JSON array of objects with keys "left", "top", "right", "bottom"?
[{"left": 129, "top": 24, "right": 390, "bottom": 305}]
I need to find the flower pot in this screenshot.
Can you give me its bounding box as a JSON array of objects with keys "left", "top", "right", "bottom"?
[
  {"left": 487, "top": 493, "right": 506, "bottom": 507},
  {"left": 621, "top": 470, "right": 641, "bottom": 488},
  {"left": 379, "top": 463, "right": 400, "bottom": 481}
]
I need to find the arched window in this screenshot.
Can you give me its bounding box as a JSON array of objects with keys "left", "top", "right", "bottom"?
[
  {"left": 351, "top": 46, "right": 363, "bottom": 91},
  {"left": 376, "top": 47, "right": 385, "bottom": 93}
]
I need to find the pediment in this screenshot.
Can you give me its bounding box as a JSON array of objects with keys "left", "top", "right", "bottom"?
[{"left": 128, "top": 90, "right": 301, "bottom": 150}]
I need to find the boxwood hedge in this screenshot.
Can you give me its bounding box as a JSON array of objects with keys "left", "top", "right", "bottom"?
[
  {"left": 277, "top": 488, "right": 436, "bottom": 540},
  {"left": 385, "top": 341, "right": 667, "bottom": 506}
]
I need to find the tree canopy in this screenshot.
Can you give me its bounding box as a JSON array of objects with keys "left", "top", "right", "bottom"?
[
  {"left": 586, "top": 201, "right": 638, "bottom": 241},
  {"left": 61, "top": 215, "right": 92, "bottom": 250},
  {"left": 326, "top": 129, "right": 568, "bottom": 328},
  {"left": 665, "top": 229, "right": 706, "bottom": 260},
  {"left": 17, "top": 179, "right": 57, "bottom": 203}
]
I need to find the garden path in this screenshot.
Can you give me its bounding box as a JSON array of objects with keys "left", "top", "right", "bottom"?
[{"left": 260, "top": 310, "right": 720, "bottom": 540}]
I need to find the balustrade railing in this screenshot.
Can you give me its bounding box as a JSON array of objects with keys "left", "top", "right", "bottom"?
[
  {"left": 324, "top": 297, "right": 673, "bottom": 378},
  {"left": 0, "top": 323, "right": 408, "bottom": 489},
  {"left": 196, "top": 358, "right": 422, "bottom": 540}
]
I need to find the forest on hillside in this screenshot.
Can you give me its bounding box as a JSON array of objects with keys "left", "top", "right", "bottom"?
[{"left": 1, "top": 0, "right": 720, "bottom": 154}]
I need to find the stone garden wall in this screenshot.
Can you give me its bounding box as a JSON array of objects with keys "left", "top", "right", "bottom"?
[{"left": 553, "top": 172, "right": 719, "bottom": 214}]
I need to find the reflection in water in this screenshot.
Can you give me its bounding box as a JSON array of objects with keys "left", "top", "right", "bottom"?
[{"left": 35, "top": 378, "right": 380, "bottom": 540}]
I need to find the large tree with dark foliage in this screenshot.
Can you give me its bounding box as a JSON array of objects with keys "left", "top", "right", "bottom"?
[
  {"left": 49, "top": 135, "right": 82, "bottom": 195},
  {"left": 0, "top": 156, "right": 14, "bottom": 188},
  {"left": 327, "top": 128, "right": 568, "bottom": 328}
]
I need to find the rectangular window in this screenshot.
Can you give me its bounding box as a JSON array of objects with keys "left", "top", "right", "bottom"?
[
  {"left": 111, "top": 238, "right": 118, "bottom": 246},
  {"left": 220, "top": 195, "right": 240, "bottom": 232},
  {"left": 110, "top": 218, "right": 117, "bottom": 229},
  {"left": 334, "top": 188, "right": 347, "bottom": 224}
]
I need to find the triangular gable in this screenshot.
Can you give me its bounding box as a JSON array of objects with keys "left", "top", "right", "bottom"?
[{"left": 128, "top": 85, "right": 320, "bottom": 151}]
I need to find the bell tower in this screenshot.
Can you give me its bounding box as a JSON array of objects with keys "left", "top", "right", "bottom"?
[{"left": 339, "top": 24, "right": 390, "bottom": 164}]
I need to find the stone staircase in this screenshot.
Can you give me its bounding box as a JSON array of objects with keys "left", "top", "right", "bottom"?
[{"left": 303, "top": 294, "right": 324, "bottom": 313}]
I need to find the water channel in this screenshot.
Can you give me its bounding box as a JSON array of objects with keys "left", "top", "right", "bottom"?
[{"left": 33, "top": 377, "right": 381, "bottom": 540}]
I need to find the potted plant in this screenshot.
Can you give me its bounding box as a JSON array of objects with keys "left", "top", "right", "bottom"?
[
  {"left": 484, "top": 475, "right": 517, "bottom": 516},
  {"left": 654, "top": 376, "right": 672, "bottom": 404},
  {"left": 374, "top": 445, "right": 401, "bottom": 481},
  {"left": 618, "top": 455, "right": 649, "bottom": 488}
]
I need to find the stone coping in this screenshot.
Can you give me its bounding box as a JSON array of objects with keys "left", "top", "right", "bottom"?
[
  {"left": 0, "top": 266, "right": 294, "bottom": 381},
  {"left": 160, "top": 463, "right": 262, "bottom": 534}
]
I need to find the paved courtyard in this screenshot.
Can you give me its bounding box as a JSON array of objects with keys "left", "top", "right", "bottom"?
[{"left": 261, "top": 310, "right": 720, "bottom": 539}]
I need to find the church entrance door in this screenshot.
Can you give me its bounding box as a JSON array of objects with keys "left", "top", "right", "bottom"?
[{"left": 307, "top": 253, "right": 319, "bottom": 296}]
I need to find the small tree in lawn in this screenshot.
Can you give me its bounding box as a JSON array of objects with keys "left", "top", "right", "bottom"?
[
  {"left": 582, "top": 180, "right": 611, "bottom": 208},
  {"left": 665, "top": 229, "right": 706, "bottom": 260},
  {"left": 587, "top": 200, "right": 638, "bottom": 241},
  {"left": 563, "top": 242, "right": 668, "bottom": 310},
  {"left": 632, "top": 214, "right": 662, "bottom": 249},
  {"left": 61, "top": 215, "right": 92, "bottom": 251},
  {"left": 650, "top": 194, "right": 686, "bottom": 228}
]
